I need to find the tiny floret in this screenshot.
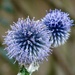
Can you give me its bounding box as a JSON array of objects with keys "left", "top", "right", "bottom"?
[
  {"left": 4, "top": 17, "right": 52, "bottom": 65},
  {"left": 42, "top": 9, "right": 73, "bottom": 47}
]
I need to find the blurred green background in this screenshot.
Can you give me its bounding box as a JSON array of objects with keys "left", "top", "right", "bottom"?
[{"left": 0, "top": 0, "right": 75, "bottom": 75}]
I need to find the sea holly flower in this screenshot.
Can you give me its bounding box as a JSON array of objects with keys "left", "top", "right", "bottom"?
[
  {"left": 4, "top": 17, "right": 52, "bottom": 66},
  {"left": 42, "top": 9, "right": 73, "bottom": 47}
]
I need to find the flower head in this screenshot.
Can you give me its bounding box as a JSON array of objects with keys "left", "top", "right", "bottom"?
[
  {"left": 4, "top": 17, "right": 52, "bottom": 65},
  {"left": 42, "top": 9, "right": 73, "bottom": 47}
]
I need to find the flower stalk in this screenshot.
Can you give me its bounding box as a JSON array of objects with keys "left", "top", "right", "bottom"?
[
  {"left": 17, "top": 62, "right": 39, "bottom": 75},
  {"left": 17, "top": 66, "right": 30, "bottom": 75}
]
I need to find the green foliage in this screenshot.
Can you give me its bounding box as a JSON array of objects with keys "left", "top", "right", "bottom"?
[{"left": 1, "top": 0, "right": 14, "bottom": 13}]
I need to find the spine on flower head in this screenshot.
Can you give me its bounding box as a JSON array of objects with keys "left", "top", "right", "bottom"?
[
  {"left": 42, "top": 9, "right": 73, "bottom": 47},
  {"left": 4, "top": 16, "right": 52, "bottom": 66}
]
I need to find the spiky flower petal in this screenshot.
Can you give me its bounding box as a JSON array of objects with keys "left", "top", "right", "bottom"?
[
  {"left": 42, "top": 9, "right": 73, "bottom": 47},
  {"left": 4, "top": 17, "right": 52, "bottom": 65}
]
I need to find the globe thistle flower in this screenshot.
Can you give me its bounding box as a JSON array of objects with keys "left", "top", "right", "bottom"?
[
  {"left": 4, "top": 17, "right": 52, "bottom": 65},
  {"left": 42, "top": 9, "right": 73, "bottom": 47}
]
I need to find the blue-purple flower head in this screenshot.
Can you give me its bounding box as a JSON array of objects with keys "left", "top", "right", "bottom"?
[
  {"left": 42, "top": 9, "right": 73, "bottom": 47},
  {"left": 4, "top": 17, "right": 52, "bottom": 65}
]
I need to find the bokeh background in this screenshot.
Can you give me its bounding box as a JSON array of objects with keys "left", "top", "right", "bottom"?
[{"left": 0, "top": 0, "right": 75, "bottom": 75}]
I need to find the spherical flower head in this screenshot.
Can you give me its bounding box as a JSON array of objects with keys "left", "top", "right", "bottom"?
[
  {"left": 4, "top": 17, "right": 52, "bottom": 65},
  {"left": 42, "top": 9, "right": 73, "bottom": 47}
]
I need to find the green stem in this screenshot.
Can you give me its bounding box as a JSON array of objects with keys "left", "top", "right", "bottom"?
[{"left": 18, "top": 65, "right": 30, "bottom": 75}]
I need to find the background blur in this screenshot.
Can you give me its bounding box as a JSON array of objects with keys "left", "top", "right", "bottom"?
[{"left": 0, "top": 0, "right": 75, "bottom": 75}]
